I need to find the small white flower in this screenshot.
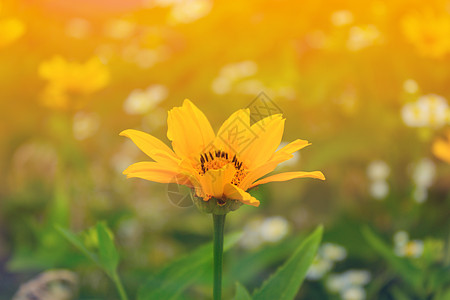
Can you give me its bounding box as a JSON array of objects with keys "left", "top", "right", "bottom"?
[
  {"left": 341, "top": 286, "right": 366, "bottom": 300},
  {"left": 370, "top": 180, "right": 389, "bottom": 200},
  {"left": 413, "top": 187, "right": 428, "bottom": 203},
  {"left": 396, "top": 239, "right": 424, "bottom": 258},
  {"left": 401, "top": 102, "right": 428, "bottom": 127},
  {"left": 235, "top": 79, "right": 265, "bottom": 95},
  {"left": 123, "top": 85, "right": 168, "bottom": 115},
  {"left": 403, "top": 79, "right": 419, "bottom": 94},
  {"left": 345, "top": 270, "right": 371, "bottom": 286},
  {"left": 111, "top": 140, "right": 141, "bottom": 174},
  {"left": 417, "top": 94, "right": 449, "bottom": 128},
  {"left": 260, "top": 216, "right": 289, "bottom": 243},
  {"left": 307, "top": 257, "right": 333, "bottom": 280},
  {"left": 404, "top": 240, "right": 424, "bottom": 258},
  {"left": 401, "top": 94, "right": 449, "bottom": 128},
  {"left": 394, "top": 231, "right": 423, "bottom": 258},
  {"left": 170, "top": 0, "right": 212, "bottom": 24},
  {"left": 367, "top": 160, "right": 390, "bottom": 181},
  {"left": 240, "top": 218, "right": 264, "bottom": 250},
  {"left": 393, "top": 231, "right": 409, "bottom": 246},
  {"left": 321, "top": 243, "right": 347, "bottom": 262},
  {"left": 347, "top": 25, "right": 380, "bottom": 51},
  {"left": 412, "top": 158, "right": 435, "bottom": 188},
  {"left": 326, "top": 273, "right": 347, "bottom": 292},
  {"left": 211, "top": 77, "right": 232, "bottom": 95},
  {"left": 211, "top": 61, "right": 258, "bottom": 95},
  {"left": 367, "top": 160, "right": 391, "bottom": 200},
  {"left": 73, "top": 112, "right": 100, "bottom": 140},
  {"left": 142, "top": 107, "right": 167, "bottom": 131},
  {"left": 326, "top": 270, "right": 371, "bottom": 296},
  {"left": 221, "top": 61, "right": 258, "bottom": 81}
]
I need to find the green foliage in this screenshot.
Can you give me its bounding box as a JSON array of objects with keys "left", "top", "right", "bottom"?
[
  {"left": 362, "top": 227, "right": 450, "bottom": 299},
  {"left": 226, "top": 234, "right": 305, "bottom": 286},
  {"left": 362, "top": 227, "right": 422, "bottom": 289},
  {"left": 97, "top": 223, "right": 120, "bottom": 277},
  {"left": 138, "top": 232, "right": 242, "bottom": 300},
  {"left": 252, "top": 226, "right": 323, "bottom": 300},
  {"left": 234, "top": 282, "right": 252, "bottom": 300},
  {"left": 56, "top": 223, "right": 128, "bottom": 300},
  {"left": 390, "top": 287, "right": 411, "bottom": 300},
  {"left": 56, "top": 226, "right": 98, "bottom": 265},
  {"left": 7, "top": 182, "right": 73, "bottom": 271}
]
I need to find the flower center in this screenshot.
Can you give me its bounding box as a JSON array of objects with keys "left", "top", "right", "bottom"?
[{"left": 197, "top": 150, "right": 248, "bottom": 186}]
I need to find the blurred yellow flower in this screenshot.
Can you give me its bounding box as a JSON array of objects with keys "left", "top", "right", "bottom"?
[
  {"left": 401, "top": 10, "right": 450, "bottom": 58},
  {"left": 432, "top": 130, "right": 450, "bottom": 163},
  {"left": 121, "top": 100, "right": 325, "bottom": 208},
  {"left": 39, "top": 56, "right": 110, "bottom": 109},
  {"left": 0, "top": 18, "right": 25, "bottom": 48}
]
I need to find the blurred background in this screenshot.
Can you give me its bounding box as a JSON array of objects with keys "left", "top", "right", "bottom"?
[{"left": 0, "top": 0, "right": 449, "bottom": 299}]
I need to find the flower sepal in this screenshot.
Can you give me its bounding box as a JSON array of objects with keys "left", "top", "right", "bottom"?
[{"left": 193, "top": 196, "right": 242, "bottom": 215}]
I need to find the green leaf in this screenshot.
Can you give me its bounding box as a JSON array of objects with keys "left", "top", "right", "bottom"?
[
  {"left": 138, "top": 232, "right": 242, "bottom": 300},
  {"left": 390, "top": 286, "right": 412, "bottom": 300},
  {"left": 47, "top": 180, "right": 69, "bottom": 228},
  {"left": 252, "top": 226, "right": 323, "bottom": 300},
  {"left": 434, "top": 288, "right": 450, "bottom": 300},
  {"left": 226, "top": 234, "right": 305, "bottom": 286},
  {"left": 97, "top": 222, "right": 120, "bottom": 276},
  {"left": 55, "top": 225, "right": 100, "bottom": 267},
  {"left": 361, "top": 227, "right": 422, "bottom": 289},
  {"left": 235, "top": 282, "right": 252, "bottom": 300},
  {"left": 57, "top": 224, "right": 128, "bottom": 300}
]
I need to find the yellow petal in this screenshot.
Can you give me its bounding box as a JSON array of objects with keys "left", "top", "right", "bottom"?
[
  {"left": 0, "top": 18, "right": 25, "bottom": 48},
  {"left": 268, "top": 139, "right": 311, "bottom": 165},
  {"left": 432, "top": 138, "right": 450, "bottom": 163},
  {"left": 167, "top": 99, "right": 215, "bottom": 160},
  {"left": 239, "top": 152, "right": 293, "bottom": 191},
  {"left": 223, "top": 183, "right": 260, "bottom": 207},
  {"left": 123, "top": 161, "right": 182, "bottom": 184},
  {"left": 120, "top": 129, "right": 179, "bottom": 165},
  {"left": 214, "top": 108, "right": 251, "bottom": 154},
  {"left": 278, "top": 139, "right": 311, "bottom": 154},
  {"left": 239, "top": 114, "right": 285, "bottom": 169},
  {"left": 249, "top": 171, "right": 326, "bottom": 188},
  {"left": 198, "top": 164, "right": 236, "bottom": 198}
]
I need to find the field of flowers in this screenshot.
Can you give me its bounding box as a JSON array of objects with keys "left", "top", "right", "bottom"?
[{"left": 1, "top": 0, "right": 449, "bottom": 299}]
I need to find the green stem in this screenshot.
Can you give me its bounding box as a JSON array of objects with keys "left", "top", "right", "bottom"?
[
  {"left": 213, "top": 213, "right": 226, "bottom": 300},
  {"left": 112, "top": 271, "right": 129, "bottom": 300}
]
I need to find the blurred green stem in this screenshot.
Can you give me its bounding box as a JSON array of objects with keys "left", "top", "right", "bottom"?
[
  {"left": 112, "top": 271, "right": 129, "bottom": 300},
  {"left": 213, "top": 213, "right": 226, "bottom": 300}
]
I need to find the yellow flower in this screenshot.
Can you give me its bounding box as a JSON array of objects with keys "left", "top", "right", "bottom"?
[
  {"left": 121, "top": 100, "right": 325, "bottom": 209},
  {"left": 0, "top": 18, "right": 25, "bottom": 48},
  {"left": 39, "top": 56, "right": 110, "bottom": 109},
  {"left": 432, "top": 130, "right": 450, "bottom": 164},
  {"left": 401, "top": 10, "right": 450, "bottom": 58}
]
